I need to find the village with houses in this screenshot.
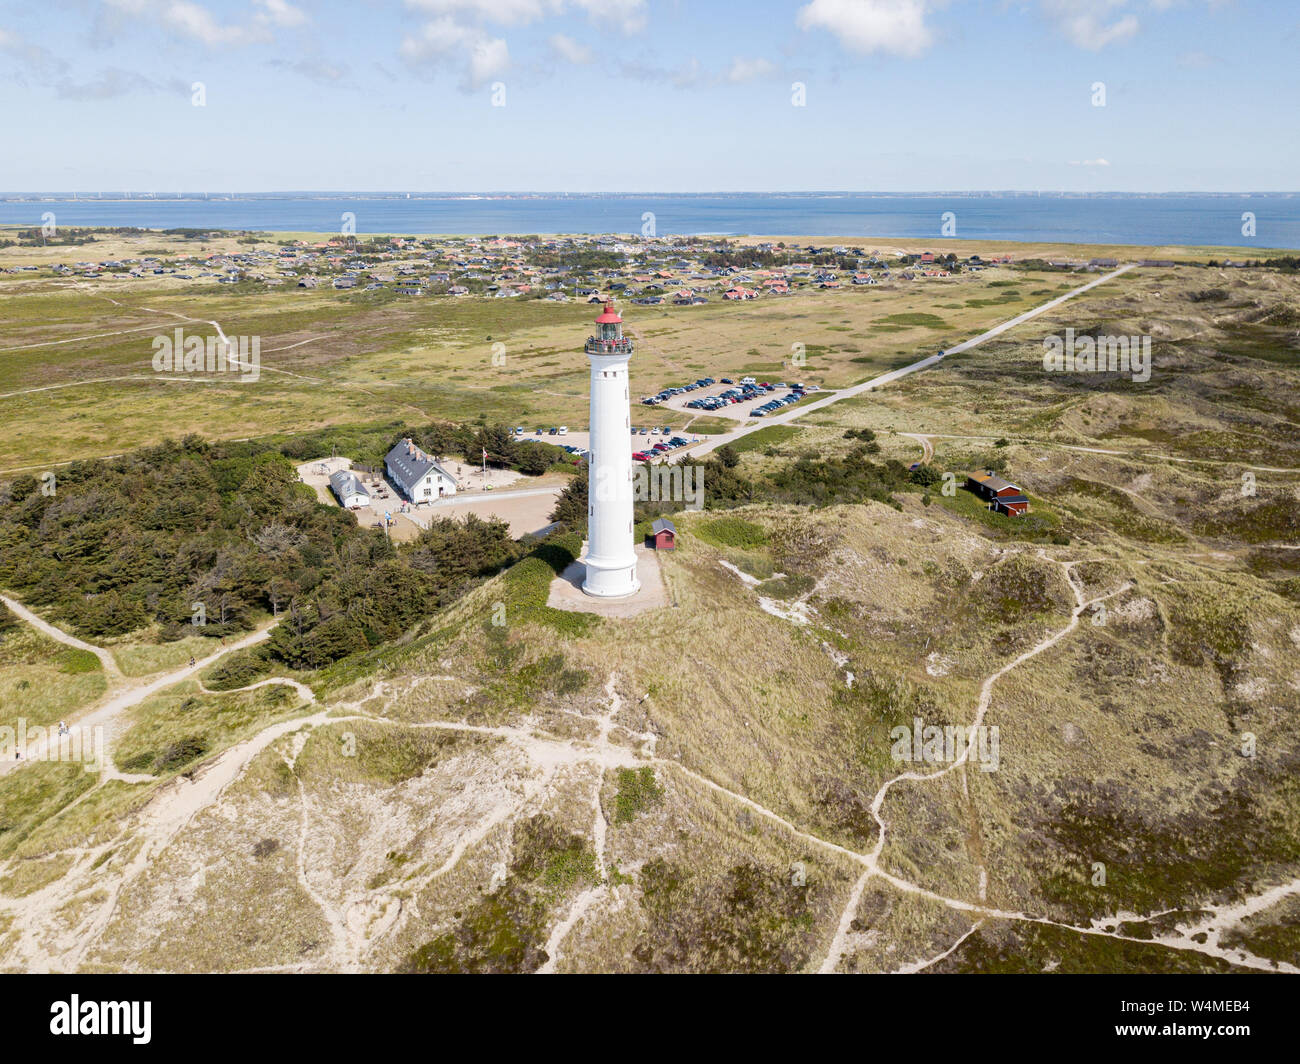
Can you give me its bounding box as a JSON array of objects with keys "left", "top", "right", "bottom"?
[{"left": 4, "top": 227, "right": 1066, "bottom": 301}]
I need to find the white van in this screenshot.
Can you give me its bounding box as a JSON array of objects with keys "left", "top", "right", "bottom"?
[
  {"left": 740, "top": 376, "right": 756, "bottom": 385},
  {"left": 558, "top": 426, "right": 568, "bottom": 435}
]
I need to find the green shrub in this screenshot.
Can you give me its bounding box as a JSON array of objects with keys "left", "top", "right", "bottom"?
[
  {"left": 614, "top": 766, "right": 665, "bottom": 824},
  {"left": 756, "top": 573, "right": 816, "bottom": 600},
  {"left": 694, "top": 517, "right": 768, "bottom": 550}
]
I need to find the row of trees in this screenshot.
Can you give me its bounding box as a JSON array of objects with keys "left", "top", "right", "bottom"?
[{"left": 547, "top": 443, "right": 912, "bottom": 535}]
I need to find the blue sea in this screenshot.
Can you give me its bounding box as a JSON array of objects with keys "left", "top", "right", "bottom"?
[{"left": 1, "top": 194, "right": 1298, "bottom": 249}]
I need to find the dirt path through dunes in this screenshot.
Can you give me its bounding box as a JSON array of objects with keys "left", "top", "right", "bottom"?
[
  {"left": 889, "top": 432, "right": 1300, "bottom": 476},
  {"left": 3, "top": 629, "right": 1293, "bottom": 972},
  {"left": 0, "top": 593, "right": 122, "bottom": 678},
  {"left": 0, "top": 599, "right": 278, "bottom": 777},
  {"left": 817, "top": 561, "right": 1131, "bottom": 972},
  {"left": 900, "top": 432, "right": 934, "bottom": 464},
  {"left": 715, "top": 553, "right": 1296, "bottom": 972},
  {"left": 0, "top": 695, "right": 330, "bottom": 971}
]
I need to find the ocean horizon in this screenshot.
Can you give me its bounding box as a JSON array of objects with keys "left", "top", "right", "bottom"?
[{"left": 2, "top": 193, "right": 1298, "bottom": 249}]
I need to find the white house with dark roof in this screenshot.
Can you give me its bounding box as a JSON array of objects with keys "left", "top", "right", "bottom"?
[
  {"left": 329, "top": 470, "right": 371, "bottom": 509},
  {"left": 385, "top": 439, "right": 458, "bottom": 502}
]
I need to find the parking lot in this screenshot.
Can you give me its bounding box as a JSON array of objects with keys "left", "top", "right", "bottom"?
[
  {"left": 516, "top": 427, "right": 590, "bottom": 453},
  {"left": 627, "top": 425, "right": 699, "bottom": 461},
  {"left": 643, "top": 376, "right": 819, "bottom": 423}
]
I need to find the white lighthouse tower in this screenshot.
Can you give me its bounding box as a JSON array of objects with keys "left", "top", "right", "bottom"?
[{"left": 582, "top": 303, "right": 640, "bottom": 598}]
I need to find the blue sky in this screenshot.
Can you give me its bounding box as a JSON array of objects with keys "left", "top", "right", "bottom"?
[{"left": 0, "top": 0, "right": 1296, "bottom": 192}]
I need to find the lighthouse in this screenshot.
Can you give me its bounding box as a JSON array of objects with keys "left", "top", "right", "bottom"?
[{"left": 582, "top": 303, "right": 640, "bottom": 598}]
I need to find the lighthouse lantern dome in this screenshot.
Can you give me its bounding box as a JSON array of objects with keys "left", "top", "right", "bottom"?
[{"left": 595, "top": 302, "right": 623, "bottom": 341}]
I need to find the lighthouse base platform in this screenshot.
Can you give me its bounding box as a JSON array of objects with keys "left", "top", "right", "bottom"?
[{"left": 546, "top": 542, "right": 669, "bottom": 618}]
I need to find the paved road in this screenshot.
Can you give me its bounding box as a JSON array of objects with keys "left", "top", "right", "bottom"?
[{"left": 685, "top": 264, "right": 1137, "bottom": 457}]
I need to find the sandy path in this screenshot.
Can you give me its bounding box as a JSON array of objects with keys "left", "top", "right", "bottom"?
[
  {"left": 890, "top": 432, "right": 1300, "bottom": 476},
  {"left": 899, "top": 432, "right": 934, "bottom": 464},
  {"left": 0, "top": 598, "right": 277, "bottom": 776},
  {"left": 0, "top": 593, "right": 122, "bottom": 677}
]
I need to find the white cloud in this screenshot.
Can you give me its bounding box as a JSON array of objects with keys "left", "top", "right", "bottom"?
[
  {"left": 0, "top": 26, "right": 73, "bottom": 78},
  {"left": 726, "top": 56, "right": 777, "bottom": 83},
  {"left": 467, "top": 35, "right": 510, "bottom": 85},
  {"left": 56, "top": 67, "right": 165, "bottom": 99},
  {"left": 401, "top": 17, "right": 510, "bottom": 88},
  {"left": 1069, "top": 158, "right": 1111, "bottom": 166},
  {"left": 569, "top": 0, "right": 646, "bottom": 34},
  {"left": 404, "top": 0, "right": 556, "bottom": 25},
  {"left": 401, "top": 0, "right": 645, "bottom": 88},
  {"left": 1041, "top": 1, "right": 1140, "bottom": 50},
  {"left": 270, "top": 56, "right": 349, "bottom": 83},
  {"left": 796, "top": 0, "right": 932, "bottom": 58},
  {"left": 160, "top": 1, "right": 268, "bottom": 46},
  {"left": 404, "top": 0, "right": 646, "bottom": 32},
  {"left": 254, "top": 0, "right": 308, "bottom": 29},
  {"left": 93, "top": 0, "right": 309, "bottom": 48},
  {"left": 548, "top": 33, "right": 592, "bottom": 64}
]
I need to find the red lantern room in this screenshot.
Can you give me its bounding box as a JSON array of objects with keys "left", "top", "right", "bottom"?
[
  {"left": 587, "top": 303, "right": 632, "bottom": 354},
  {"left": 595, "top": 302, "right": 622, "bottom": 340}
]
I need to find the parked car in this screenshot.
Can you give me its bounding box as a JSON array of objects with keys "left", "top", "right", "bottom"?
[
  {"left": 558, "top": 426, "right": 568, "bottom": 435},
  {"left": 548, "top": 427, "right": 558, "bottom": 435}
]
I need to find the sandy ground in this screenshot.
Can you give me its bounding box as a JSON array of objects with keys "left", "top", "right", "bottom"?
[
  {"left": 296, "top": 457, "right": 420, "bottom": 540},
  {"left": 546, "top": 542, "right": 669, "bottom": 617},
  {"left": 295, "top": 456, "right": 564, "bottom": 541},
  {"left": 407, "top": 483, "right": 566, "bottom": 538}
]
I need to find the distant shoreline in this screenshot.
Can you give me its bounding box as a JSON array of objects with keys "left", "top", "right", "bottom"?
[
  {"left": 4, "top": 191, "right": 1300, "bottom": 200},
  {"left": 4, "top": 193, "right": 1299, "bottom": 250}
]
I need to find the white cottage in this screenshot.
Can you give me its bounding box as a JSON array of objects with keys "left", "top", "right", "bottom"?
[
  {"left": 385, "top": 439, "right": 458, "bottom": 503},
  {"left": 329, "top": 470, "right": 371, "bottom": 509}
]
